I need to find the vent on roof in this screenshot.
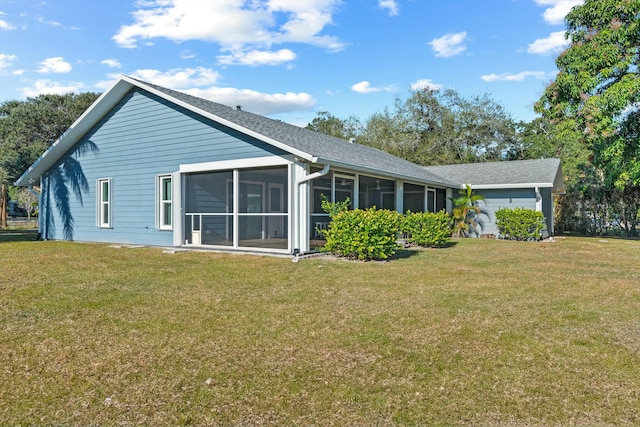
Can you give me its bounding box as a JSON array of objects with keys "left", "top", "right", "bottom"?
[
  {"left": 236, "top": 105, "right": 242, "bottom": 111},
  {"left": 349, "top": 138, "right": 355, "bottom": 144}
]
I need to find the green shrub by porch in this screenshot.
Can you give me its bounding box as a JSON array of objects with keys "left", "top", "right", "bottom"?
[
  {"left": 321, "top": 208, "right": 402, "bottom": 261},
  {"left": 402, "top": 210, "right": 452, "bottom": 247},
  {"left": 495, "top": 207, "right": 546, "bottom": 241}
]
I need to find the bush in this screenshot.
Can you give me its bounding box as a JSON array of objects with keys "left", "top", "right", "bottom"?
[
  {"left": 495, "top": 207, "right": 546, "bottom": 241},
  {"left": 402, "top": 210, "right": 452, "bottom": 247},
  {"left": 321, "top": 207, "right": 402, "bottom": 261}
]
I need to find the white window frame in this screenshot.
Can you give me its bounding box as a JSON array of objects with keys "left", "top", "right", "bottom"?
[
  {"left": 157, "top": 175, "right": 173, "bottom": 230},
  {"left": 97, "top": 178, "right": 112, "bottom": 228}
]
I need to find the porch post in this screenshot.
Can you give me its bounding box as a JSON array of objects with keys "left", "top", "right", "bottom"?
[
  {"left": 293, "top": 161, "right": 309, "bottom": 254},
  {"left": 395, "top": 180, "right": 404, "bottom": 214},
  {"left": 446, "top": 188, "right": 454, "bottom": 213},
  {"left": 172, "top": 171, "right": 183, "bottom": 246}
]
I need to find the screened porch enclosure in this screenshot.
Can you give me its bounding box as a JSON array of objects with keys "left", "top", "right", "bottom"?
[
  {"left": 184, "top": 166, "right": 289, "bottom": 250},
  {"left": 308, "top": 169, "right": 447, "bottom": 242}
]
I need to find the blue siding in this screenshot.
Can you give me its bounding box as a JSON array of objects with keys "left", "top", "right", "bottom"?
[
  {"left": 475, "top": 188, "right": 537, "bottom": 237},
  {"left": 40, "top": 89, "right": 287, "bottom": 245}
]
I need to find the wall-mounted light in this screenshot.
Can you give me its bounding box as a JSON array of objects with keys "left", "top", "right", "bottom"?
[{"left": 375, "top": 180, "right": 381, "bottom": 191}]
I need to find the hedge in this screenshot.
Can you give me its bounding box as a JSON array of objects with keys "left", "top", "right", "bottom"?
[
  {"left": 495, "top": 207, "right": 546, "bottom": 241},
  {"left": 321, "top": 207, "right": 402, "bottom": 261},
  {"left": 402, "top": 211, "right": 452, "bottom": 247}
]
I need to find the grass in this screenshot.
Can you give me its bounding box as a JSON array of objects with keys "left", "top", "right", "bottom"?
[{"left": 1, "top": 237, "right": 639, "bottom": 426}]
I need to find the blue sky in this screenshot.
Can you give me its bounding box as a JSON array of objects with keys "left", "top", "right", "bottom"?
[{"left": 0, "top": 0, "right": 583, "bottom": 126}]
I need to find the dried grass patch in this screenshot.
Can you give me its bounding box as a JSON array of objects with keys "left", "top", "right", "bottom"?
[{"left": 1, "top": 237, "right": 640, "bottom": 425}]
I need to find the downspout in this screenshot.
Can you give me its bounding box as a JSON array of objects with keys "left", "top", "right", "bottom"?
[{"left": 294, "top": 164, "right": 330, "bottom": 260}]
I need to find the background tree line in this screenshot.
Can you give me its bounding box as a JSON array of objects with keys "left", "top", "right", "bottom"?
[
  {"left": 0, "top": 92, "right": 99, "bottom": 227},
  {"left": 308, "top": 0, "right": 639, "bottom": 237},
  {"left": 1, "top": 0, "right": 636, "bottom": 236}
]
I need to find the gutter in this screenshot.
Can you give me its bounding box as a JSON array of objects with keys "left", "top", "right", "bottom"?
[{"left": 298, "top": 164, "right": 330, "bottom": 184}]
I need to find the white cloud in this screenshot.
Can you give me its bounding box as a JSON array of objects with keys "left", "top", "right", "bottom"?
[
  {"left": 429, "top": 32, "right": 468, "bottom": 58},
  {"left": 35, "top": 15, "right": 62, "bottom": 27},
  {"left": 96, "top": 67, "right": 315, "bottom": 116},
  {"left": 350, "top": 81, "right": 397, "bottom": 94},
  {"left": 379, "top": 0, "right": 399, "bottom": 16},
  {"left": 410, "top": 79, "right": 443, "bottom": 91},
  {"left": 534, "top": 0, "right": 584, "bottom": 25},
  {"left": 112, "top": 0, "right": 345, "bottom": 55},
  {"left": 351, "top": 81, "right": 380, "bottom": 94},
  {"left": 217, "top": 48, "right": 296, "bottom": 66},
  {"left": 129, "top": 67, "right": 221, "bottom": 88},
  {"left": 0, "top": 12, "right": 17, "bottom": 30},
  {"left": 481, "top": 71, "right": 549, "bottom": 82},
  {"left": 184, "top": 86, "right": 316, "bottom": 116},
  {"left": 527, "top": 31, "right": 569, "bottom": 55},
  {"left": 19, "top": 79, "right": 84, "bottom": 97},
  {"left": 95, "top": 74, "right": 122, "bottom": 91},
  {"left": 0, "top": 53, "right": 17, "bottom": 71},
  {"left": 101, "top": 58, "right": 122, "bottom": 69},
  {"left": 37, "top": 57, "right": 72, "bottom": 73}
]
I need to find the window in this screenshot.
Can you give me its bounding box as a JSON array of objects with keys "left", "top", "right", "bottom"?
[
  {"left": 158, "top": 175, "right": 172, "bottom": 230},
  {"left": 97, "top": 178, "right": 111, "bottom": 228}
]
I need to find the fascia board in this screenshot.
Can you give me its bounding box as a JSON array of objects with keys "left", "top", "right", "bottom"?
[
  {"left": 463, "top": 182, "right": 554, "bottom": 190},
  {"left": 124, "top": 76, "right": 317, "bottom": 163},
  {"left": 15, "top": 78, "right": 134, "bottom": 186},
  {"left": 316, "top": 157, "right": 456, "bottom": 188}
]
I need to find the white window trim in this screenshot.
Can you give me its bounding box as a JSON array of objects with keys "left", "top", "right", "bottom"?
[
  {"left": 157, "top": 174, "right": 173, "bottom": 230},
  {"left": 97, "top": 178, "right": 112, "bottom": 228}
]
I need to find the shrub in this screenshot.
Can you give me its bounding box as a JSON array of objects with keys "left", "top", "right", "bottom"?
[
  {"left": 495, "top": 207, "right": 546, "bottom": 241},
  {"left": 402, "top": 210, "right": 452, "bottom": 247},
  {"left": 321, "top": 207, "right": 402, "bottom": 261}
]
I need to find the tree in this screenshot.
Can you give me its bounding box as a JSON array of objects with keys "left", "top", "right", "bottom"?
[
  {"left": 16, "top": 187, "right": 38, "bottom": 220},
  {"left": 357, "top": 88, "right": 518, "bottom": 166},
  {"left": 0, "top": 92, "right": 100, "bottom": 228},
  {"left": 517, "top": 117, "right": 596, "bottom": 233},
  {"left": 306, "top": 111, "right": 363, "bottom": 140},
  {"left": 450, "top": 184, "right": 490, "bottom": 238},
  {"left": 535, "top": 0, "right": 640, "bottom": 234}
]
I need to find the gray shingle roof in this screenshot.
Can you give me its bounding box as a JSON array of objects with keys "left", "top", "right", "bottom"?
[
  {"left": 18, "top": 75, "right": 562, "bottom": 193},
  {"left": 133, "top": 77, "right": 455, "bottom": 187},
  {"left": 424, "top": 158, "right": 564, "bottom": 191}
]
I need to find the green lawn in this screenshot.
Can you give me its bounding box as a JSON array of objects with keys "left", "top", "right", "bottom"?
[{"left": 1, "top": 237, "right": 639, "bottom": 426}]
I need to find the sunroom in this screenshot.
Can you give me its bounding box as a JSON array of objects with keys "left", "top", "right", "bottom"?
[{"left": 174, "top": 159, "right": 450, "bottom": 255}]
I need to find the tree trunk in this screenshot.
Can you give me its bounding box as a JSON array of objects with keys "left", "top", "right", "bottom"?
[{"left": 0, "top": 184, "right": 7, "bottom": 229}]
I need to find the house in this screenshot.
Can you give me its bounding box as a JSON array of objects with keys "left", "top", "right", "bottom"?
[
  {"left": 424, "top": 159, "right": 565, "bottom": 236},
  {"left": 16, "top": 75, "right": 563, "bottom": 254}
]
